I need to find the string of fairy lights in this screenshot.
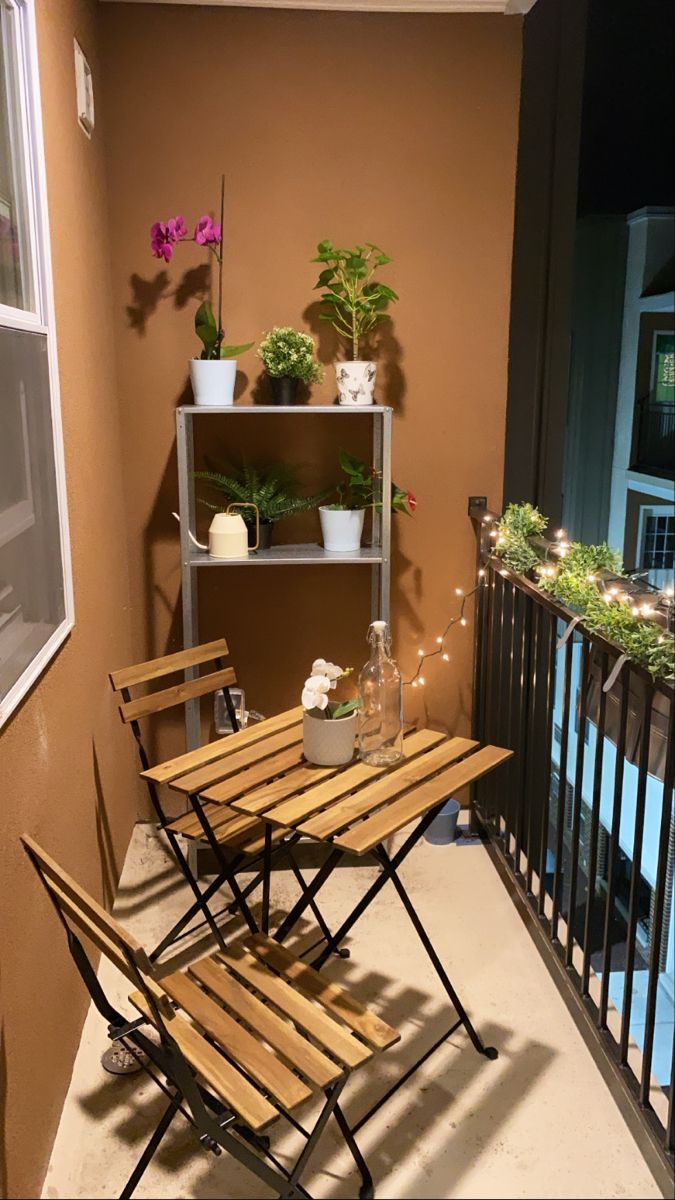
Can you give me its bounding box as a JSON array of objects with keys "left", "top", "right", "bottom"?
[
  {"left": 405, "top": 577, "right": 485, "bottom": 688},
  {"left": 404, "top": 514, "right": 674, "bottom": 690}
]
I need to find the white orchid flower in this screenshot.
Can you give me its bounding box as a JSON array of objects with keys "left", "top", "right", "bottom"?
[
  {"left": 311, "top": 658, "right": 343, "bottom": 689},
  {"left": 302, "top": 673, "right": 331, "bottom": 711}
]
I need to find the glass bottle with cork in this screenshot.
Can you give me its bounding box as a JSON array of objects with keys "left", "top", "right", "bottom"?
[{"left": 357, "top": 619, "right": 403, "bottom": 765}]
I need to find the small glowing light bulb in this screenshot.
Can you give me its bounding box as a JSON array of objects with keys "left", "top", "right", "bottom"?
[
  {"left": 587, "top": 574, "right": 597, "bottom": 583},
  {"left": 556, "top": 529, "right": 566, "bottom": 541},
  {"left": 411, "top": 680, "right": 418, "bottom": 689},
  {"left": 478, "top": 568, "right": 486, "bottom": 578},
  {"left": 631, "top": 606, "right": 640, "bottom": 617},
  {"left": 500, "top": 568, "right": 508, "bottom": 577},
  {"left": 436, "top": 636, "right": 443, "bottom": 645},
  {"left": 603, "top": 593, "right": 613, "bottom": 604},
  {"left": 417, "top": 649, "right": 424, "bottom": 657},
  {"left": 460, "top": 617, "right": 468, "bottom": 627},
  {"left": 490, "top": 529, "right": 498, "bottom": 539},
  {"left": 455, "top": 587, "right": 463, "bottom": 596},
  {"left": 418, "top": 677, "right": 425, "bottom": 686},
  {"left": 608, "top": 587, "right": 618, "bottom": 596},
  {"left": 442, "top": 653, "right": 449, "bottom": 662}
]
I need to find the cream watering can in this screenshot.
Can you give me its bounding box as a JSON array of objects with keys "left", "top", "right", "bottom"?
[{"left": 173, "top": 503, "right": 260, "bottom": 559}]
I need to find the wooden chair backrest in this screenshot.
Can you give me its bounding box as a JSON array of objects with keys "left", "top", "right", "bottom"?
[
  {"left": 21, "top": 835, "right": 172, "bottom": 1015},
  {"left": 109, "top": 637, "right": 237, "bottom": 724}
]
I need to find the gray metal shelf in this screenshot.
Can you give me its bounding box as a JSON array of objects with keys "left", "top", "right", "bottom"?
[
  {"left": 189, "top": 544, "right": 384, "bottom": 567},
  {"left": 176, "top": 403, "right": 393, "bottom": 749}
]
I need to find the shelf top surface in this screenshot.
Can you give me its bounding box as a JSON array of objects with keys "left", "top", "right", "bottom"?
[
  {"left": 188, "top": 543, "right": 383, "bottom": 566},
  {"left": 178, "top": 404, "right": 392, "bottom": 415}
]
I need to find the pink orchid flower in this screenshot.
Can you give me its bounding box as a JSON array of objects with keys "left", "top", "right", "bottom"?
[
  {"left": 194, "top": 215, "right": 221, "bottom": 246},
  {"left": 150, "top": 215, "right": 188, "bottom": 262}
]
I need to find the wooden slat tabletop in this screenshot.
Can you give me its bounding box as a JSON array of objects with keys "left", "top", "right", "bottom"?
[{"left": 145, "top": 704, "right": 512, "bottom": 859}]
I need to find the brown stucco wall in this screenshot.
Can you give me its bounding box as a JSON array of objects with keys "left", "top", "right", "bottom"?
[
  {"left": 99, "top": 4, "right": 521, "bottom": 763},
  {"left": 0, "top": 2, "right": 140, "bottom": 1197}
]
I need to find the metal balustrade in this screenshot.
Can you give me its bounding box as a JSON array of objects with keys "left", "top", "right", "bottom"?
[{"left": 469, "top": 507, "right": 674, "bottom": 1180}]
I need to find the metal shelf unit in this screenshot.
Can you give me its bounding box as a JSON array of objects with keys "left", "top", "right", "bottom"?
[{"left": 176, "top": 404, "right": 393, "bottom": 748}]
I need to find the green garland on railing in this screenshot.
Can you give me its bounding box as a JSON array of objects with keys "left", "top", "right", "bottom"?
[{"left": 494, "top": 503, "right": 675, "bottom": 682}]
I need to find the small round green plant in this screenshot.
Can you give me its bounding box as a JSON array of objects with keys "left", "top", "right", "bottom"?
[{"left": 258, "top": 327, "right": 323, "bottom": 383}]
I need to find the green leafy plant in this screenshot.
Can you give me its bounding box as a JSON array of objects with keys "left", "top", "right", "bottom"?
[
  {"left": 195, "top": 302, "right": 253, "bottom": 361},
  {"left": 194, "top": 463, "right": 328, "bottom": 524},
  {"left": 325, "top": 450, "right": 416, "bottom": 514},
  {"left": 257, "top": 327, "right": 323, "bottom": 383},
  {"left": 313, "top": 240, "right": 398, "bottom": 360},
  {"left": 493, "top": 503, "right": 674, "bottom": 680},
  {"left": 495, "top": 502, "right": 548, "bottom": 573}
]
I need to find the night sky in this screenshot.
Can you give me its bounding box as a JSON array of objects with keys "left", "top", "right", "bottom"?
[{"left": 577, "top": 0, "right": 675, "bottom": 217}]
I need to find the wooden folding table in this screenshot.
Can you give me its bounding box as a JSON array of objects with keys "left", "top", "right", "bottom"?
[{"left": 221, "top": 711, "right": 513, "bottom": 1127}]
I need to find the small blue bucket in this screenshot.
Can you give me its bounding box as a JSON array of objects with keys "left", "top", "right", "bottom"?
[{"left": 424, "top": 798, "right": 461, "bottom": 845}]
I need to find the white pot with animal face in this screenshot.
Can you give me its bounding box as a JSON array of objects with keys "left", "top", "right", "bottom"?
[{"left": 334, "top": 360, "right": 377, "bottom": 406}]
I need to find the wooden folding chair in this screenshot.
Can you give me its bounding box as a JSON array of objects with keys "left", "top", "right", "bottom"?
[
  {"left": 110, "top": 638, "right": 340, "bottom": 964},
  {"left": 23, "top": 835, "right": 399, "bottom": 1199},
  {"left": 110, "top": 638, "right": 274, "bottom": 957}
]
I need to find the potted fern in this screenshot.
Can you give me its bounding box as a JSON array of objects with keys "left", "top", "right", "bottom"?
[
  {"left": 193, "top": 463, "right": 328, "bottom": 549},
  {"left": 312, "top": 240, "right": 398, "bottom": 406}
]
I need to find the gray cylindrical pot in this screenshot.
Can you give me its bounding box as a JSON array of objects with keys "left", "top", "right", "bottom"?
[
  {"left": 423, "top": 798, "right": 461, "bottom": 845},
  {"left": 303, "top": 710, "right": 357, "bottom": 766}
]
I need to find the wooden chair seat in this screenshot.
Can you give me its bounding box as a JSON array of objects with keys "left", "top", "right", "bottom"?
[{"left": 130, "top": 933, "right": 400, "bottom": 1133}]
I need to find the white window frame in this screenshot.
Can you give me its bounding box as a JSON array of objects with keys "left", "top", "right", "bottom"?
[
  {"left": 0, "top": 0, "right": 74, "bottom": 728},
  {"left": 636, "top": 503, "right": 675, "bottom": 590}
]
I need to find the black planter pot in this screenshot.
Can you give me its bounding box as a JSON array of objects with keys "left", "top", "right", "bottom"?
[
  {"left": 269, "top": 375, "right": 299, "bottom": 405},
  {"left": 248, "top": 519, "right": 273, "bottom": 550}
]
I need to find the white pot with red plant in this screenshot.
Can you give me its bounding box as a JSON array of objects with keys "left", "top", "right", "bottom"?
[
  {"left": 150, "top": 176, "right": 253, "bottom": 406},
  {"left": 319, "top": 451, "right": 416, "bottom": 553},
  {"left": 312, "top": 240, "right": 398, "bottom": 406},
  {"left": 301, "top": 659, "right": 359, "bottom": 766}
]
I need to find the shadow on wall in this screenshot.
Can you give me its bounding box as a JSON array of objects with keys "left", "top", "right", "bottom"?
[
  {"left": 93, "top": 741, "right": 121, "bottom": 908},
  {"left": 126, "top": 263, "right": 210, "bottom": 336}
]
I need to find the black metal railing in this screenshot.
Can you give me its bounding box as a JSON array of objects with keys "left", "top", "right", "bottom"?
[
  {"left": 470, "top": 508, "right": 674, "bottom": 1177},
  {"left": 634, "top": 400, "right": 675, "bottom": 476}
]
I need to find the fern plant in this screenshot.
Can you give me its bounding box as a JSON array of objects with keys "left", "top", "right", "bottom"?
[{"left": 193, "top": 463, "right": 329, "bottom": 524}]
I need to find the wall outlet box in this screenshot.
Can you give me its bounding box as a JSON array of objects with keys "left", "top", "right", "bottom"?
[{"left": 74, "top": 40, "right": 94, "bottom": 137}]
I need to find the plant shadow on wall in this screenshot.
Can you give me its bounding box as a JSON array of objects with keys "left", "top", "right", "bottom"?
[{"left": 126, "top": 263, "right": 210, "bottom": 336}]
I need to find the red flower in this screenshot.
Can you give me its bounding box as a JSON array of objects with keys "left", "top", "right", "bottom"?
[{"left": 406, "top": 490, "right": 417, "bottom": 513}]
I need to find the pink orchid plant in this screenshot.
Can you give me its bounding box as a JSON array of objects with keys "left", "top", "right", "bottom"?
[{"left": 150, "top": 176, "right": 252, "bottom": 361}]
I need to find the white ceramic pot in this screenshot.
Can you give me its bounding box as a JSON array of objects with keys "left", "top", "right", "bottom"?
[
  {"left": 319, "top": 506, "right": 365, "bottom": 553},
  {"left": 303, "top": 709, "right": 357, "bottom": 766},
  {"left": 334, "top": 360, "right": 377, "bottom": 406},
  {"left": 189, "top": 358, "right": 237, "bottom": 406}
]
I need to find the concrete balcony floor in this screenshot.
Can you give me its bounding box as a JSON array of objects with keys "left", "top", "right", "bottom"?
[{"left": 43, "top": 824, "right": 661, "bottom": 1200}]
